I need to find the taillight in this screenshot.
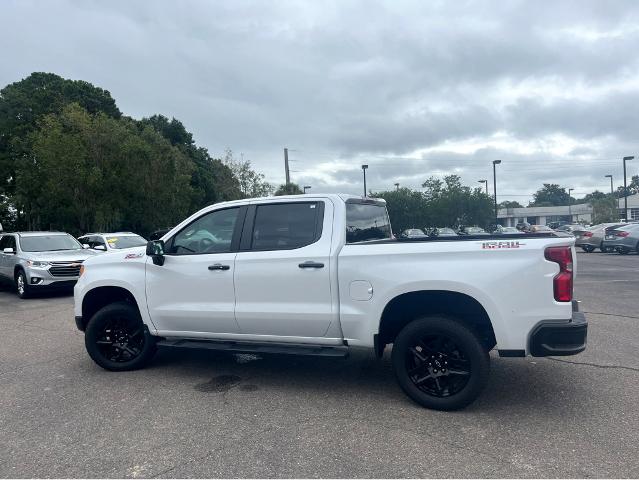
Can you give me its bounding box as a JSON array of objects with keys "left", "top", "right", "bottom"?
[
  {"left": 583, "top": 231, "right": 593, "bottom": 238},
  {"left": 545, "top": 246, "right": 573, "bottom": 302},
  {"left": 616, "top": 231, "right": 630, "bottom": 237}
]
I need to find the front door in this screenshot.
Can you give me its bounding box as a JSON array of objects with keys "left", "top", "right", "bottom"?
[
  {"left": 234, "top": 200, "right": 336, "bottom": 338},
  {"left": 146, "top": 206, "right": 245, "bottom": 335}
]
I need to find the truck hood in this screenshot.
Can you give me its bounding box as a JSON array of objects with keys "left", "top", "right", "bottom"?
[{"left": 24, "top": 250, "right": 99, "bottom": 262}]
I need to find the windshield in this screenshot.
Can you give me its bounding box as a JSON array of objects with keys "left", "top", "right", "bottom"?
[
  {"left": 106, "top": 235, "right": 147, "bottom": 249},
  {"left": 19, "top": 234, "right": 82, "bottom": 252}
]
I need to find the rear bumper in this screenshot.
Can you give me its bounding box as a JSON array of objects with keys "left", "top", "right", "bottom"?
[{"left": 529, "top": 310, "right": 587, "bottom": 357}]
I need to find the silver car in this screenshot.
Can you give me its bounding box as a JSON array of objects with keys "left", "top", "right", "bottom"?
[
  {"left": 0, "top": 231, "right": 97, "bottom": 298},
  {"left": 602, "top": 224, "right": 639, "bottom": 255},
  {"left": 575, "top": 223, "right": 627, "bottom": 252}
]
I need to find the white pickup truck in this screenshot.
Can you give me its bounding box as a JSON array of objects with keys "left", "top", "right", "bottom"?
[{"left": 74, "top": 194, "right": 587, "bottom": 410}]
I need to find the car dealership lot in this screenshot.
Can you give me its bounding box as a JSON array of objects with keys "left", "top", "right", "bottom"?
[{"left": 1, "top": 252, "right": 639, "bottom": 478}]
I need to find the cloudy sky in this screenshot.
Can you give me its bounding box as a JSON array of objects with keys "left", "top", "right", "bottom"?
[{"left": 3, "top": 0, "right": 639, "bottom": 202}]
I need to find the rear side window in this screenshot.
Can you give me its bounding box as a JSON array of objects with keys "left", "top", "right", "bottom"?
[
  {"left": 346, "top": 203, "right": 392, "bottom": 243},
  {"left": 251, "top": 202, "right": 322, "bottom": 250}
]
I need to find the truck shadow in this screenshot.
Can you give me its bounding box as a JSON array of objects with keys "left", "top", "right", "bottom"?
[{"left": 150, "top": 347, "right": 591, "bottom": 414}]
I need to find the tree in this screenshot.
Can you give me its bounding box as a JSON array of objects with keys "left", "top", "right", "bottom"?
[
  {"left": 529, "top": 184, "right": 571, "bottom": 207},
  {"left": 274, "top": 183, "right": 303, "bottom": 196},
  {"left": 499, "top": 200, "right": 523, "bottom": 209},
  {"left": 223, "top": 149, "right": 273, "bottom": 198},
  {"left": 616, "top": 175, "right": 639, "bottom": 197},
  {"left": 591, "top": 197, "right": 618, "bottom": 224}
]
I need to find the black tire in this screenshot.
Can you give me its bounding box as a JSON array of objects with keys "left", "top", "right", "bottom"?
[
  {"left": 391, "top": 316, "right": 490, "bottom": 411},
  {"left": 581, "top": 245, "right": 595, "bottom": 253},
  {"left": 85, "top": 302, "right": 157, "bottom": 371},
  {"left": 617, "top": 247, "right": 629, "bottom": 255},
  {"left": 15, "top": 269, "right": 30, "bottom": 299}
]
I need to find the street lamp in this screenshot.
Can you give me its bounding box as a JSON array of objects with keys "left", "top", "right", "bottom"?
[
  {"left": 605, "top": 174, "right": 613, "bottom": 195},
  {"left": 568, "top": 188, "right": 574, "bottom": 220},
  {"left": 303, "top": 185, "right": 311, "bottom": 194},
  {"left": 361, "top": 164, "right": 368, "bottom": 197},
  {"left": 394, "top": 182, "right": 400, "bottom": 191},
  {"left": 492, "top": 160, "right": 501, "bottom": 225},
  {"left": 623, "top": 156, "right": 634, "bottom": 220},
  {"left": 478, "top": 179, "right": 488, "bottom": 194}
]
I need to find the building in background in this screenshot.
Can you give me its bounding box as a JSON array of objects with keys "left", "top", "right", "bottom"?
[
  {"left": 617, "top": 193, "right": 639, "bottom": 221},
  {"left": 497, "top": 203, "right": 593, "bottom": 226}
]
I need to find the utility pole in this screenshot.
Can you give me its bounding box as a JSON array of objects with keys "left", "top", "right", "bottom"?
[
  {"left": 303, "top": 185, "right": 311, "bottom": 194},
  {"left": 284, "top": 148, "right": 290, "bottom": 185},
  {"left": 623, "top": 156, "right": 634, "bottom": 220},
  {"left": 492, "top": 160, "right": 501, "bottom": 226},
  {"left": 568, "top": 188, "right": 574, "bottom": 221},
  {"left": 394, "top": 183, "right": 400, "bottom": 191}
]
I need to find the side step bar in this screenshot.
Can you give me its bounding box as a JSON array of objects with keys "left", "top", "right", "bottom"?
[{"left": 156, "top": 338, "right": 349, "bottom": 358}]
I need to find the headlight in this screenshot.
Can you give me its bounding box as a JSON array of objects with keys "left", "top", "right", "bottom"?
[{"left": 27, "top": 260, "right": 50, "bottom": 268}]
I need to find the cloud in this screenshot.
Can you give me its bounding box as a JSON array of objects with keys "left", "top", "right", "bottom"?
[{"left": 2, "top": 0, "right": 639, "bottom": 203}]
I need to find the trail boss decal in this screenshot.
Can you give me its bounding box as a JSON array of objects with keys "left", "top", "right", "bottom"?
[{"left": 481, "top": 240, "right": 525, "bottom": 249}]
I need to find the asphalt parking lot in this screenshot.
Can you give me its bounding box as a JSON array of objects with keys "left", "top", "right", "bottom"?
[{"left": 1, "top": 251, "right": 638, "bottom": 478}]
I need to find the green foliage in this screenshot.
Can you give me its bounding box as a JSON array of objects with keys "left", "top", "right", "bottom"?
[
  {"left": 616, "top": 175, "right": 639, "bottom": 197},
  {"left": 373, "top": 175, "right": 494, "bottom": 233},
  {"left": 0, "top": 73, "right": 272, "bottom": 236},
  {"left": 529, "top": 184, "right": 571, "bottom": 207},
  {"left": 223, "top": 149, "right": 274, "bottom": 198},
  {"left": 499, "top": 200, "right": 523, "bottom": 209},
  {"left": 591, "top": 197, "right": 618, "bottom": 224},
  {"left": 274, "top": 183, "right": 303, "bottom": 196}
]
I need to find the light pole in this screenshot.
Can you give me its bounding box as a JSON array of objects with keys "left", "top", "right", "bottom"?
[
  {"left": 492, "top": 160, "right": 501, "bottom": 225},
  {"left": 303, "top": 185, "right": 311, "bottom": 194},
  {"left": 568, "top": 188, "right": 574, "bottom": 221},
  {"left": 394, "top": 182, "right": 400, "bottom": 191},
  {"left": 605, "top": 174, "right": 614, "bottom": 195},
  {"left": 623, "top": 156, "right": 634, "bottom": 220},
  {"left": 478, "top": 179, "right": 488, "bottom": 194},
  {"left": 361, "top": 164, "right": 368, "bottom": 197}
]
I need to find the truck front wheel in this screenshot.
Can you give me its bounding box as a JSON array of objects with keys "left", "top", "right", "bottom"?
[
  {"left": 391, "top": 316, "right": 490, "bottom": 411},
  {"left": 85, "top": 302, "right": 157, "bottom": 371}
]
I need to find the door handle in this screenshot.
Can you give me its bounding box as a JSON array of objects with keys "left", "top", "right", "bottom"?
[
  {"left": 208, "top": 264, "right": 230, "bottom": 271},
  {"left": 298, "top": 261, "right": 324, "bottom": 269}
]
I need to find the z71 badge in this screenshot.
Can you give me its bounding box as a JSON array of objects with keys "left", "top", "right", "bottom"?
[{"left": 481, "top": 241, "right": 524, "bottom": 249}]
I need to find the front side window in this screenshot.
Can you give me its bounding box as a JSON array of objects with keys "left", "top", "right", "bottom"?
[
  {"left": 170, "top": 208, "right": 239, "bottom": 254},
  {"left": 251, "top": 202, "right": 321, "bottom": 250},
  {"left": 19, "top": 234, "right": 82, "bottom": 252},
  {"left": 346, "top": 203, "right": 392, "bottom": 243}
]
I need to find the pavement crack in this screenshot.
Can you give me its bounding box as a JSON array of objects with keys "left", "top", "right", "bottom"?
[{"left": 547, "top": 357, "right": 639, "bottom": 373}]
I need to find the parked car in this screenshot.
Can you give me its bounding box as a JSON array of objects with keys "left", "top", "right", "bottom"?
[
  {"left": 516, "top": 222, "right": 531, "bottom": 231},
  {"left": 493, "top": 226, "right": 522, "bottom": 235},
  {"left": 554, "top": 224, "right": 588, "bottom": 236},
  {"left": 576, "top": 223, "right": 627, "bottom": 253},
  {"left": 74, "top": 194, "right": 586, "bottom": 411},
  {"left": 458, "top": 226, "right": 489, "bottom": 235},
  {"left": 602, "top": 224, "right": 639, "bottom": 254},
  {"left": 528, "top": 225, "right": 555, "bottom": 233},
  {"left": 429, "top": 227, "right": 458, "bottom": 237},
  {"left": 0, "top": 231, "right": 97, "bottom": 298},
  {"left": 400, "top": 228, "right": 428, "bottom": 238},
  {"left": 78, "top": 232, "right": 148, "bottom": 252}
]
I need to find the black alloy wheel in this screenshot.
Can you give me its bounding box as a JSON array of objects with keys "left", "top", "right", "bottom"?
[
  {"left": 85, "top": 302, "right": 156, "bottom": 371},
  {"left": 392, "top": 316, "right": 489, "bottom": 411}
]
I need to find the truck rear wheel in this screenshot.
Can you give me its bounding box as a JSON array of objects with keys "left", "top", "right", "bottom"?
[
  {"left": 85, "top": 302, "right": 157, "bottom": 371},
  {"left": 391, "top": 316, "right": 490, "bottom": 411}
]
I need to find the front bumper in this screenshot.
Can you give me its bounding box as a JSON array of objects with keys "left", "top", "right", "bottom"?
[
  {"left": 529, "top": 309, "right": 587, "bottom": 357},
  {"left": 24, "top": 266, "right": 79, "bottom": 288}
]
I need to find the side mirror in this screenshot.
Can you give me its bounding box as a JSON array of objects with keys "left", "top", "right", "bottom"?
[
  {"left": 3, "top": 247, "right": 14, "bottom": 254},
  {"left": 82, "top": 244, "right": 90, "bottom": 249},
  {"left": 94, "top": 245, "right": 107, "bottom": 251},
  {"left": 146, "top": 240, "right": 166, "bottom": 266}
]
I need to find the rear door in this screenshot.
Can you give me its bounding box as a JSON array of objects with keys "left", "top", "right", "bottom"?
[{"left": 233, "top": 199, "right": 335, "bottom": 338}]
